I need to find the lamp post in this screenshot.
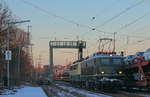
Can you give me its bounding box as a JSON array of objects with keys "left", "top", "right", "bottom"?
[
  {"left": 7, "top": 20, "right": 30, "bottom": 88},
  {"left": 18, "top": 44, "right": 33, "bottom": 84}
]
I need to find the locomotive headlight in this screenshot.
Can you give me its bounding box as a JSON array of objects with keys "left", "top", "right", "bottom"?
[
  {"left": 119, "top": 71, "right": 122, "bottom": 74},
  {"left": 101, "top": 71, "right": 104, "bottom": 74}
]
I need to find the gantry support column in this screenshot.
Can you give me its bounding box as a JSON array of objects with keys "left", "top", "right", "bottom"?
[
  {"left": 78, "top": 41, "right": 83, "bottom": 59},
  {"left": 49, "top": 47, "right": 53, "bottom": 81},
  {"left": 49, "top": 41, "right": 86, "bottom": 82}
]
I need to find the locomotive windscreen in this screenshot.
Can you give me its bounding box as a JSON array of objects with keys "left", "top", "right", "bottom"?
[
  {"left": 113, "top": 59, "right": 122, "bottom": 65},
  {"left": 101, "top": 58, "right": 110, "bottom": 65}
]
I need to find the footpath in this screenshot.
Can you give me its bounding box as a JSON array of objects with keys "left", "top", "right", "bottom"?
[{"left": 0, "top": 86, "right": 47, "bottom": 97}]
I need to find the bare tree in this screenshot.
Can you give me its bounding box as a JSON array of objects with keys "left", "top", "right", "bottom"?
[
  {"left": 0, "top": 2, "right": 34, "bottom": 87},
  {"left": 0, "top": 2, "right": 12, "bottom": 87}
]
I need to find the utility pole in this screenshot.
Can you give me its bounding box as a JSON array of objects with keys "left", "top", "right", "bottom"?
[
  {"left": 7, "top": 23, "right": 10, "bottom": 88},
  {"left": 76, "top": 35, "right": 79, "bottom": 40},
  {"left": 27, "top": 25, "right": 34, "bottom": 81},
  {"left": 127, "top": 36, "right": 129, "bottom": 44},
  {"left": 6, "top": 20, "right": 30, "bottom": 88},
  {"left": 113, "top": 32, "right": 117, "bottom": 52},
  {"left": 27, "top": 25, "right": 32, "bottom": 33},
  {"left": 27, "top": 25, "right": 32, "bottom": 53},
  {"left": 18, "top": 44, "right": 33, "bottom": 84},
  {"left": 37, "top": 54, "right": 42, "bottom": 80}
]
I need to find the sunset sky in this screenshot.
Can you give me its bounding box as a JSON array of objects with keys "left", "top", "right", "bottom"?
[{"left": 4, "top": 0, "right": 150, "bottom": 66}]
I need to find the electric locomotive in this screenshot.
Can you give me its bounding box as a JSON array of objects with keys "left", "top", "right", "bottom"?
[
  {"left": 70, "top": 59, "right": 83, "bottom": 86},
  {"left": 70, "top": 52, "right": 126, "bottom": 91}
]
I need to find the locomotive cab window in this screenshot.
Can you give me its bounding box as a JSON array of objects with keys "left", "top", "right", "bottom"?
[
  {"left": 101, "top": 58, "right": 110, "bottom": 65},
  {"left": 113, "top": 59, "right": 121, "bottom": 65}
]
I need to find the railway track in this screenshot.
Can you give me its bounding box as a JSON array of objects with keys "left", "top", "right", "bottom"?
[{"left": 52, "top": 81, "right": 150, "bottom": 97}]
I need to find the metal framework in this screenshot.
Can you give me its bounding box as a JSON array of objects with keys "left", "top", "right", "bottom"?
[
  {"left": 98, "top": 38, "right": 113, "bottom": 52},
  {"left": 125, "top": 56, "right": 150, "bottom": 87},
  {"left": 49, "top": 40, "right": 86, "bottom": 81}
]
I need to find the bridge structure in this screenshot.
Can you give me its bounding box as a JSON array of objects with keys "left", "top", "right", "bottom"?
[{"left": 49, "top": 40, "right": 86, "bottom": 81}]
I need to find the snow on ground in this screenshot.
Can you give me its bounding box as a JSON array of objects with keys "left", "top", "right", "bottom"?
[
  {"left": 120, "top": 91, "right": 150, "bottom": 97},
  {"left": 0, "top": 86, "right": 47, "bottom": 97},
  {"left": 48, "top": 85, "right": 76, "bottom": 97},
  {"left": 55, "top": 84, "right": 111, "bottom": 97}
]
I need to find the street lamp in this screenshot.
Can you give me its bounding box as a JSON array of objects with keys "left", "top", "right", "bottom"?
[
  {"left": 6, "top": 20, "right": 30, "bottom": 88},
  {"left": 18, "top": 44, "right": 33, "bottom": 84}
]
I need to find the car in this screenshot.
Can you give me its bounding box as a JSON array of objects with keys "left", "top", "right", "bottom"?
[
  {"left": 144, "top": 49, "right": 150, "bottom": 61},
  {"left": 136, "top": 52, "right": 145, "bottom": 57}
]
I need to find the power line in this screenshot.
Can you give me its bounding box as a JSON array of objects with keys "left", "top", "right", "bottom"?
[
  {"left": 20, "top": 0, "right": 150, "bottom": 48},
  {"left": 118, "top": 35, "right": 150, "bottom": 51},
  {"left": 21, "top": 0, "right": 114, "bottom": 39},
  {"left": 91, "top": 0, "right": 120, "bottom": 20},
  {"left": 131, "top": 24, "right": 150, "bottom": 34},
  {"left": 113, "top": 11, "right": 150, "bottom": 44},
  {"left": 95, "top": 0, "right": 144, "bottom": 29},
  {"left": 81, "top": 0, "right": 145, "bottom": 40},
  {"left": 81, "top": 28, "right": 114, "bottom": 40},
  {"left": 21, "top": 0, "right": 95, "bottom": 30},
  {"left": 118, "top": 11, "right": 150, "bottom": 31},
  {"left": 137, "top": 37, "right": 150, "bottom": 43}
]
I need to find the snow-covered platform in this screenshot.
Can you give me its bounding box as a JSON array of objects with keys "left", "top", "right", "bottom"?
[{"left": 0, "top": 86, "right": 47, "bottom": 97}]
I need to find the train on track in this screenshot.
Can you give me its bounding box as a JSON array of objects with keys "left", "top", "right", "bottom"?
[
  {"left": 124, "top": 49, "right": 150, "bottom": 90},
  {"left": 54, "top": 50, "right": 150, "bottom": 91},
  {"left": 70, "top": 52, "right": 125, "bottom": 91}
]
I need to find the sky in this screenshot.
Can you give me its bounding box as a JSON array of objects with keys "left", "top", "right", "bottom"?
[{"left": 3, "top": 0, "right": 150, "bottom": 66}]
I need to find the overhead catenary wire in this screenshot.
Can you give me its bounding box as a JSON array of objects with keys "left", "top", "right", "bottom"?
[
  {"left": 98, "top": 0, "right": 150, "bottom": 40},
  {"left": 137, "top": 37, "right": 150, "bottom": 43},
  {"left": 95, "top": 0, "right": 144, "bottom": 29},
  {"left": 91, "top": 0, "right": 120, "bottom": 21},
  {"left": 21, "top": 0, "right": 114, "bottom": 40},
  {"left": 82, "top": 20, "right": 150, "bottom": 54},
  {"left": 20, "top": 0, "right": 150, "bottom": 55},
  {"left": 21, "top": 0, "right": 146, "bottom": 38},
  {"left": 106, "top": 10, "right": 150, "bottom": 53},
  {"left": 81, "top": 0, "right": 145, "bottom": 40},
  {"left": 118, "top": 35, "right": 150, "bottom": 51},
  {"left": 21, "top": 0, "right": 132, "bottom": 44},
  {"left": 81, "top": 28, "right": 114, "bottom": 40},
  {"left": 115, "top": 35, "right": 150, "bottom": 54},
  {"left": 103, "top": 10, "right": 150, "bottom": 43},
  {"left": 114, "top": 11, "right": 150, "bottom": 46},
  {"left": 118, "top": 11, "right": 150, "bottom": 31},
  {"left": 21, "top": 0, "right": 96, "bottom": 30}
]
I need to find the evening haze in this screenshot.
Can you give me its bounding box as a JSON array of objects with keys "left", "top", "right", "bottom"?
[{"left": 4, "top": 0, "right": 150, "bottom": 66}]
